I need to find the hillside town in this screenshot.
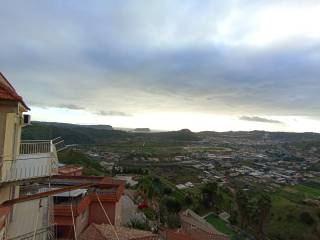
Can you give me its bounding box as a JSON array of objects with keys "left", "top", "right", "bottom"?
[{"left": 1, "top": 73, "right": 232, "bottom": 239}]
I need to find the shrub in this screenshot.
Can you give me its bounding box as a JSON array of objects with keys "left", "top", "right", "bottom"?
[
  {"left": 142, "top": 208, "right": 157, "bottom": 221},
  {"left": 167, "top": 213, "right": 181, "bottom": 228},
  {"left": 184, "top": 195, "right": 193, "bottom": 206},
  {"left": 163, "top": 187, "right": 172, "bottom": 195},
  {"left": 286, "top": 214, "right": 295, "bottom": 222},
  {"left": 164, "top": 197, "right": 182, "bottom": 213},
  {"left": 127, "top": 218, "right": 150, "bottom": 230},
  {"left": 300, "top": 212, "right": 314, "bottom": 225}
]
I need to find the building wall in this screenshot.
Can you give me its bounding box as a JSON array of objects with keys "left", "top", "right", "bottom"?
[
  {"left": 0, "top": 111, "right": 22, "bottom": 205},
  {"left": 0, "top": 112, "right": 6, "bottom": 165},
  {"left": 0, "top": 187, "right": 11, "bottom": 205},
  {"left": 3, "top": 113, "right": 17, "bottom": 160},
  {"left": 7, "top": 198, "right": 50, "bottom": 239},
  {"left": 181, "top": 221, "right": 229, "bottom": 240},
  {"left": 0, "top": 109, "right": 21, "bottom": 218},
  {"left": 114, "top": 196, "right": 123, "bottom": 226},
  {"left": 89, "top": 201, "right": 116, "bottom": 225},
  {"left": 0, "top": 227, "right": 5, "bottom": 240},
  {"left": 76, "top": 207, "right": 89, "bottom": 235},
  {"left": 1, "top": 111, "right": 23, "bottom": 181}
]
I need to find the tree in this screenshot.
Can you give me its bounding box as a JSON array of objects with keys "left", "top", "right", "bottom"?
[
  {"left": 300, "top": 212, "right": 314, "bottom": 226},
  {"left": 167, "top": 213, "right": 181, "bottom": 228},
  {"left": 184, "top": 195, "right": 193, "bottom": 206},
  {"left": 235, "top": 190, "right": 250, "bottom": 228},
  {"left": 163, "top": 187, "right": 172, "bottom": 195},
  {"left": 253, "top": 193, "right": 272, "bottom": 240},
  {"left": 201, "top": 182, "right": 218, "bottom": 208},
  {"left": 164, "top": 197, "right": 181, "bottom": 214},
  {"left": 229, "top": 210, "right": 238, "bottom": 225}
]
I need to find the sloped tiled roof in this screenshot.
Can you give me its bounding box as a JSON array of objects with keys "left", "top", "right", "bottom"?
[
  {"left": 79, "top": 223, "right": 157, "bottom": 240},
  {"left": 161, "top": 229, "right": 192, "bottom": 240},
  {"left": 0, "top": 72, "right": 30, "bottom": 110},
  {"left": 181, "top": 209, "right": 227, "bottom": 236}
]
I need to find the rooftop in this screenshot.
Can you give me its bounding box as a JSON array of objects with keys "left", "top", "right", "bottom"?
[
  {"left": 0, "top": 72, "right": 29, "bottom": 110},
  {"left": 79, "top": 223, "right": 157, "bottom": 240},
  {"left": 181, "top": 209, "right": 226, "bottom": 236}
]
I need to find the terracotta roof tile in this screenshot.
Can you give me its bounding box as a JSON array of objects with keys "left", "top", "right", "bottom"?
[
  {"left": 0, "top": 72, "right": 30, "bottom": 110},
  {"left": 162, "top": 229, "right": 192, "bottom": 240},
  {"left": 80, "top": 223, "right": 157, "bottom": 240}
]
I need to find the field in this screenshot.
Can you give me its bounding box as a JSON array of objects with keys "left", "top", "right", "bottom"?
[
  {"left": 291, "top": 184, "right": 320, "bottom": 198},
  {"left": 265, "top": 183, "right": 320, "bottom": 240},
  {"left": 183, "top": 146, "right": 233, "bottom": 152},
  {"left": 151, "top": 166, "right": 202, "bottom": 184},
  {"left": 205, "top": 214, "right": 241, "bottom": 240},
  {"left": 98, "top": 141, "right": 186, "bottom": 155}
]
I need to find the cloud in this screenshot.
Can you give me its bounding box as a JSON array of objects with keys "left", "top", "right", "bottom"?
[
  {"left": 97, "top": 110, "right": 132, "bottom": 117},
  {"left": 239, "top": 116, "right": 283, "bottom": 124},
  {"left": 58, "top": 104, "right": 84, "bottom": 110},
  {"left": 0, "top": 0, "right": 320, "bottom": 127}
]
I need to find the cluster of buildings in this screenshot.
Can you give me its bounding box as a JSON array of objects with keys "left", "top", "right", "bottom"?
[
  {"left": 0, "top": 73, "right": 158, "bottom": 240},
  {"left": 170, "top": 144, "right": 316, "bottom": 187},
  {"left": 0, "top": 73, "right": 234, "bottom": 240}
]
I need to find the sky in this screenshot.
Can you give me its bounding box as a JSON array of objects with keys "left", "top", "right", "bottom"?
[{"left": 1, "top": 0, "right": 320, "bottom": 132}]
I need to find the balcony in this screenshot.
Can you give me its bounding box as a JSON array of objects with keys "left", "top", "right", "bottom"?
[
  {"left": 53, "top": 187, "right": 122, "bottom": 217},
  {"left": 0, "top": 139, "right": 61, "bottom": 183},
  {"left": 0, "top": 206, "right": 10, "bottom": 235}
]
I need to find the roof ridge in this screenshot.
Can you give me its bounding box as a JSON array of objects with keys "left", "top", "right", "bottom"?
[
  {"left": 0, "top": 72, "right": 17, "bottom": 92},
  {"left": 0, "top": 72, "right": 30, "bottom": 110}
]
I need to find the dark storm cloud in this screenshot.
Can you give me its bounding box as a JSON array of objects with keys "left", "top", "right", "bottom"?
[
  {"left": 1, "top": 0, "right": 320, "bottom": 116},
  {"left": 239, "top": 116, "right": 283, "bottom": 124}
]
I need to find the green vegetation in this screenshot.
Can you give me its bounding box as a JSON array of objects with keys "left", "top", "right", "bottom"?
[
  {"left": 235, "top": 190, "right": 272, "bottom": 239},
  {"left": 22, "top": 122, "right": 199, "bottom": 145},
  {"left": 100, "top": 141, "right": 186, "bottom": 157},
  {"left": 266, "top": 194, "right": 314, "bottom": 240},
  {"left": 205, "top": 214, "right": 239, "bottom": 239},
  {"left": 23, "top": 121, "right": 320, "bottom": 239},
  {"left": 292, "top": 184, "right": 320, "bottom": 198},
  {"left": 184, "top": 146, "right": 233, "bottom": 152},
  {"left": 151, "top": 166, "right": 202, "bottom": 184},
  {"left": 58, "top": 149, "right": 104, "bottom": 176}
]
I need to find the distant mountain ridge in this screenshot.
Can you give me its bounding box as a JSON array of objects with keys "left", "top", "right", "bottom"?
[
  {"left": 198, "top": 130, "right": 320, "bottom": 142},
  {"left": 22, "top": 121, "right": 320, "bottom": 144},
  {"left": 22, "top": 122, "right": 200, "bottom": 144},
  {"left": 32, "top": 121, "right": 113, "bottom": 130}
]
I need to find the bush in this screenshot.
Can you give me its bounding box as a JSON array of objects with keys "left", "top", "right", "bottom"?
[
  {"left": 142, "top": 208, "right": 157, "bottom": 221},
  {"left": 164, "top": 197, "right": 181, "bottom": 213},
  {"left": 167, "top": 213, "right": 181, "bottom": 228},
  {"left": 286, "top": 214, "right": 295, "bottom": 222},
  {"left": 163, "top": 187, "right": 172, "bottom": 195},
  {"left": 127, "top": 218, "right": 150, "bottom": 230},
  {"left": 184, "top": 195, "right": 193, "bottom": 206},
  {"left": 229, "top": 210, "right": 238, "bottom": 225},
  {"left": 300, "top": 212, "right": 314, "bottom": 225}
]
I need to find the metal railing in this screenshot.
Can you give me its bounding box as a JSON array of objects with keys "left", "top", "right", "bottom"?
[
  {"left": 7, "top": 225, "right": 55, "bottom": 240},
  {"left": 1, "top": 160, "right": 57, "bottom": 182},
  {"left": 20, "top": 141, "right": 53, "bottom": 155},
  {"left": 0, "top": 139, "right": 61, "bottom": 183}
]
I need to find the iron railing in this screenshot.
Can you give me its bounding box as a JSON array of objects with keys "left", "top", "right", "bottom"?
[
  {"left": 20, "top": 141, "right": 53, "bottom": 155},
  {"left": 0, "top": 139, "right": 62, "bottom": 183}
]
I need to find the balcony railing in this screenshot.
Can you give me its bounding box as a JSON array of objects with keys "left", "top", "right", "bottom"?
[
  {"left": 0, "top": 140, "right": 61, "bottom": 183},
  {"left": 6, "top": 225, "right": 55, "bottom": 240},
  {"left": 20, "top": 140, "right": 53, "bottom": 155}
]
